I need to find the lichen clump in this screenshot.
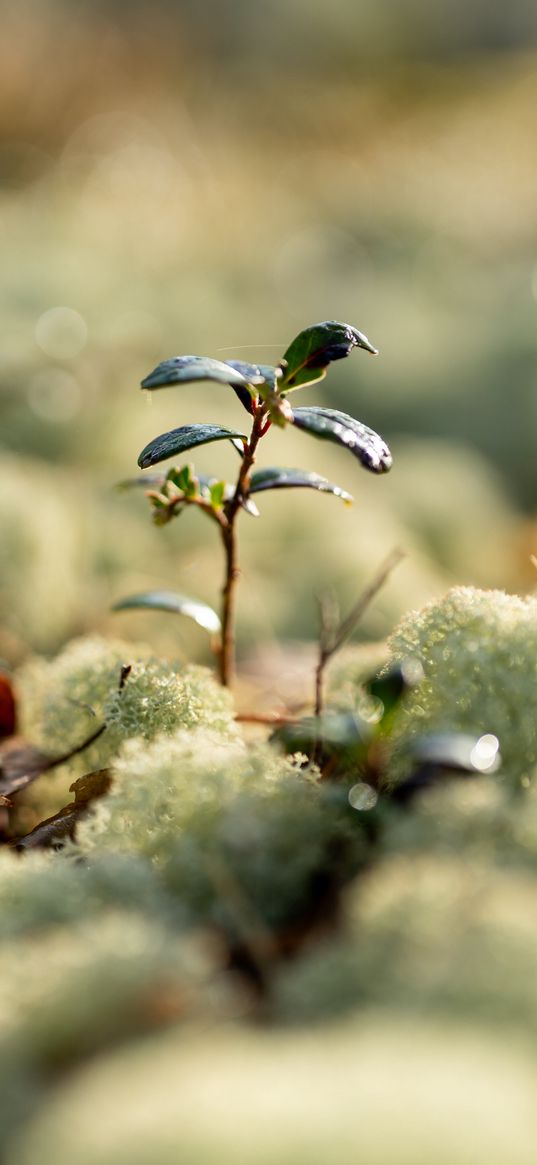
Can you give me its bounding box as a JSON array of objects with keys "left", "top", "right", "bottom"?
[
  {"left": 387, "top": 586, "right": 537, "bottom": 786},
  {"left": 17, "top": 635, "right": 235, "bottom": 777},
  {"left": 78, "top": 731, "right": 371, "bottom": 939}
]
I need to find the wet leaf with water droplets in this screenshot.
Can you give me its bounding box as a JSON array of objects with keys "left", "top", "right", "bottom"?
[
  {"left": 292, "top": 407, "right": 392, "bottom": 473},
  {"left": 280, "top": 320, "right": 378, "bottom": 391},
  {"left": 249, "top": 467, "right": 352, "bottom": 503},
  {"left": 138, "top": 424, "right": 246, "bottom": 469}
]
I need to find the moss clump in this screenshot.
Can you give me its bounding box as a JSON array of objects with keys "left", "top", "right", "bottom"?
[
  {"left": 383, "top": 779, "right": 537, "bottom": 871},
  {"left": 385, "top": 586, "right": 537, "bottom": 787},
  {"left": 16, "top": 635, "right": 235, "bottom": 782},
  {"left": 0, "top": 911, "right": 209, "bottom": 1070},
  {"left": 276, "top": 849, "right": 537, "bottom": 1031},
  {"left": 78, "top": 730, "right": 372, "bottom": 941},
  {"left": 0, "top": 849, "right": 169, "bottom": 941},
  {"left": 11, "top": 1016, "right": 537, "bottom": 1165}
]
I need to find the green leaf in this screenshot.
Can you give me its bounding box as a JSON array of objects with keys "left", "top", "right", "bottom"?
[
  {"left": 225, "top": 360, "right": 279, "bottom": 387},
  {"left": 249, "top": 467, "right": 352, "bottom": 503},
  {"left": 225, "top": 362, "right": 281, "bottom": 415},
  {"left": 202, "top": 479, "right": 260, "bottom": 517},
  {"left": 292, "top": 407, "right": 392, "bottom": 473},
  {"left": 167, "top": 464, "right": 197, "bottom": 498},
  {"left": 279, "top": 320, "right": 378, "bottom": 391},
  {"left": 138, "top": 424, "right": 247, "bottom": 470},
  {"left": 141, "top": 355, "right": 254, "bottom": 392},
  {"left": 112, "top": 591, "right": 221, "bottom": 634},
  {"left": 140, "top": 356, "right": 280, "bottom": 416},
  {"left": 367, "top": 660, "right": 424, "bottom": 720},
  {"left": 208, "top": 480, "right": 226, "bottom": 510}
]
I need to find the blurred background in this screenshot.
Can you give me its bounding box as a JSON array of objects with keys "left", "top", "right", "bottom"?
[{"left": 2, "top": 0, "right": 537, "bottom": 679}]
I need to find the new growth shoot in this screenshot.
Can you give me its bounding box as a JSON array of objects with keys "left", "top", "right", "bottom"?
[{"left": 114, "top": 321, "right": 392, "bottom": 687}]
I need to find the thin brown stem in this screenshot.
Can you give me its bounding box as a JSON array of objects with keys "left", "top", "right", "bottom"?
[
  {"left": 314, "top": 657, "right": 326, "bottom": 720},
  {"left": 314, "top": 591, "right": 339, "bottom": 719},
  {"left": 219, "top": 521, "right": 239, "bottom": 687},
  {"left": 218, "top": 406, "right": 267, "bottom": 687},
  {"left": 314, "top": 547, "right": 405, "bottom": 718}
]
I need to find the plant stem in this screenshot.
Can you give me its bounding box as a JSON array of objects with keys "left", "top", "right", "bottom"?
[
  {"left": 218, "top": 406, "right": 267, "bottom": 687},
  {"left": 314, "top": 547, "right": 404, "bottom": 717},
  {"left": 220, "top": 520, "right": 239, "bottom": 687}
]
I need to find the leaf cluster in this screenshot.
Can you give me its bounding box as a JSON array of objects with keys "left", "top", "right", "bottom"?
[{"left": 116, "top": 321, "right": 392, "bottom": 649}]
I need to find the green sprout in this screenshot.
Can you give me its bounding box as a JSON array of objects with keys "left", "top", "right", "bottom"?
[{"left": 114, "top": 321, "right": 392, "bottom": 686}]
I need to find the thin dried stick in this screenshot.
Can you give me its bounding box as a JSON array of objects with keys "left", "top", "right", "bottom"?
[{"left": 314, "top": 547, "right": 405, "bottom": 718}]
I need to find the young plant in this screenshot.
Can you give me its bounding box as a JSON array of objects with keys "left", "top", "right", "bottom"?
[{"left": 114, "top": 321, "right": 392, "bottom": 686}]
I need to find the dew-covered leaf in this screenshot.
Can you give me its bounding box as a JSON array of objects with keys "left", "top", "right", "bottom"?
[
  {"left": 249, "top": 467, "right": 352, "bottom": 503},
  {"left": 225, "top": 360, "right": 279, "bottom": 387},
  {"left": 280, "top": 321, "right": 378, "bottom": 391},
  {"left": 292, "top": 406, "right": 392, "bottom": 473},
  {"left": 141, "top": 355, "right": 253, "bottom": 392},
  {"left": 112, "top": 590, "right": 221, "bottom": 634},
  {"left": 138, "top": 424, "right": 246, "bottom": 469},
  {"left": 141, "top": 355, "right": 281, "bottom": 415}
]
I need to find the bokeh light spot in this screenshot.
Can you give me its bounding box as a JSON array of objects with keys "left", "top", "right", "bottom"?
[
  {"left": 35, "top": 307, "right": 88, "bottom": 360},
  {"left": 348, "top": 782, "right": 378, "bottom": 811},
  {"left": 470, "top": 734, "right": 500, "bottom": 772}
]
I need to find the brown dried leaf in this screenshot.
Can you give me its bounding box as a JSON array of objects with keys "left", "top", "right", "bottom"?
[{"left": 12, "top": 769, "right": 111, "bottom": 851}]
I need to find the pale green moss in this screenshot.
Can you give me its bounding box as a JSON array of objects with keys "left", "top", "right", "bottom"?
[
  {"left": 276, "top": 851, "right": 537, "bottom": 1029},
  {"left": 78, "top": 730, "right": 370, "bottom": 936},
  {"left": 0, "top": 911, "right": 214, "bottom": 1069},
  {"left": 384, "top": 779, "right": 537, "bottom": 870},
  {"left": 0, "top": 849, "right": 170, "bottom": 941},
  {"left": 16, "top": 635, "right": 235, "bottom": 782},
  {"left": 386, "top": 586, "right": 537, "bottom": 786},
  {"left": 11, "top": 1016, "right": 537, "bottom": 1165}
]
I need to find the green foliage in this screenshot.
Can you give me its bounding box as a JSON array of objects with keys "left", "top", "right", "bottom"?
[
  {"left": 141, "top": 354, "right": 259, "bottom": 392},
  {"left": 279, "top": 320, "right": 378, "bottom": 390},
  {"left": 292, "top": 406, "right": 392, "bottom": 472},
  {"left": 137, "top": 422, "right": 247, "bottom": 470},
  {"left": 122, "top": 320, "right": 390, "bottom": 684},
  {"left": 249, "top": 466, "right": 353, "bottom": 501},
  {"left": 112, "top": 591, "right": 221, "bottom": 634},
  {"left": 385, "top": 586, "right": 537, "bottom": 787}
]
